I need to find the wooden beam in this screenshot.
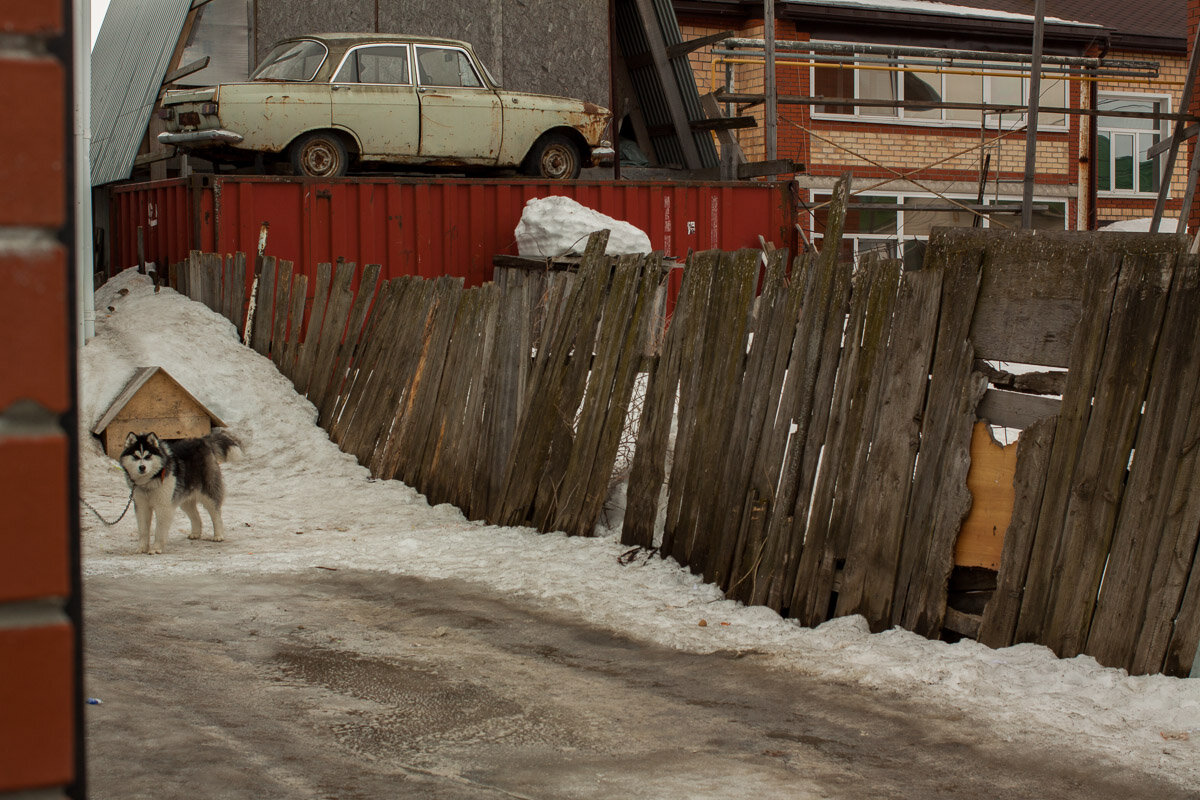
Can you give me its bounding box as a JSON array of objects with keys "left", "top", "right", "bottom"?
[
  {"left": 690, "top": 116, "right": 757, "bottom": 131},
  {"left": 164, "top": 56, "right": 210, "bottom": 84}
]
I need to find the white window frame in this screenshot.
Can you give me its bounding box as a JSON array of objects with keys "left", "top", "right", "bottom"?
[
  {"left": 809, "top": 190, "right": 1068, "bottom": 267},
  {"left": 808, "top": 42, "right": 1069, "bottom": 132},
  {"left": 1097, "top": 92, "right": 1170, "bottom": 197}
]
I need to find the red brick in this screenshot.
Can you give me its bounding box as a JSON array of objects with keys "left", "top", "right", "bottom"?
[
  {"left": 0, "top": 57, "right": 65, "bottom": 227},
  {"left": 0, "top": 435, "right": 70, "bottom": 602},
  {"left": 0, "top": 623, "right": 74, "bottom": 791},
  {"left": 0, "top": 2, "right": 62, "bottom": 34},
  {"left": 0, "top": 246, "right": 70, "bottom": 412}
]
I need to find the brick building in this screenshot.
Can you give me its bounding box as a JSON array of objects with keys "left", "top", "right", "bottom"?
[{"left": 672, "top": 0, "right": 1188, "bottom": 263}]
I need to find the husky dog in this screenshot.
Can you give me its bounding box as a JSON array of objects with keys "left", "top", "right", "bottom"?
[{"left": 119, "top": 430, "right": 243, "bottom": 554}]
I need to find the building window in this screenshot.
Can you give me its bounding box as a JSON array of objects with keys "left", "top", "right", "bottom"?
[
  {"left": 811, "top": 44, "right": 1067, "bottom": 129},
  {"left": 1098, "top": 94, "right": 1168, "bottom": 195},
  {"left": 811, "top": 192, "right": 1066, "bottom": 268}
]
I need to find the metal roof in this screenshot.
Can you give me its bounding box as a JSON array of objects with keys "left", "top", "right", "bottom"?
[{"left": 90, "top": 0, "right": 192, "bottom": 187}]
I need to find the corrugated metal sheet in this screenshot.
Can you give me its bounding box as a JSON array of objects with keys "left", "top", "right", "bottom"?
[
  {"left": 108, "top": 176, "right": 796, "bottom": 289},
  {"left": 90, "top": 0, "right": 191, "bottom": 186}
]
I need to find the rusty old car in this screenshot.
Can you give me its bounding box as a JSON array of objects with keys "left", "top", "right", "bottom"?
[{"left": 157, "top": 33, "right": 613, "bottom": 179}]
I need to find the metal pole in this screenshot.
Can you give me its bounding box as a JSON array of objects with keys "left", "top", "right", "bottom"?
[
  {"left": 1022, "top": 0, "right": 1045, "bottom": 229},
  {"left": 764, "top": 0, "right": 777, "bottom": 164},
  {"left": 75, "top": 0, "right": 95, "bottom": 342}
]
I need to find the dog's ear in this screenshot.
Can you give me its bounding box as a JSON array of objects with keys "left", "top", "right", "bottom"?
[
  {"left": 125, "top": 431, "right": 139, "bottom": 446},
  {"left": 146, "top": 433, "right": 160, "bottom": 447}
]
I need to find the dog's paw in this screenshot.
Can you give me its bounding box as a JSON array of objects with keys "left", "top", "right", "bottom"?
[
  {"left": 187, "top": 532, "right": 201, "bottom": 540},
  {"left": 150, "top": 546, "right": 163, "bottom": 555},
  {"left": 137, "top": 545, "right": 150, "bottom": 554},
  {"left": 213, "top": 534, "right": 224, "bottom": 542}
]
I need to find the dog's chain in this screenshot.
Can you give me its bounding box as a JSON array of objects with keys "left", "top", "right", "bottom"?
[{"left": 82, "top": 490, "right": 134, "bottom": 526}]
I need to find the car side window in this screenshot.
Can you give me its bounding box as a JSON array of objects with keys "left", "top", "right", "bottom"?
[
  {"left": 334, "top": 45, "right": 411, "bottom": 85},
  {"left": 415, "top": 46, "right": 483, "bottom": 89}
]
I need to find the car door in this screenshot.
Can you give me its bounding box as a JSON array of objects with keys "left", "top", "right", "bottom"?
[
  {"left": 329, "top": 44, "right": 420, "bottom": 159},
  {"left": 414, "top": 45, "right": 501, "bottom": 163}
]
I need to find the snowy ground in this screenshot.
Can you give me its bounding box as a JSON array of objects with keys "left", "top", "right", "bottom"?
[{"left": 79, "top": 268, "right": 1199, "bottom": 791}]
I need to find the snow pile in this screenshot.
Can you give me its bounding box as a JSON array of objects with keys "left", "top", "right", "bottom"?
[
  {"left": 1101, "top": 217, "right": 1185, "bottom": 233},
  {"left": 514, "top": 196, "right": 652, "bottom": 258},
  {"left": 79, "top": 268, "right": 1200, "bottom": 791}
]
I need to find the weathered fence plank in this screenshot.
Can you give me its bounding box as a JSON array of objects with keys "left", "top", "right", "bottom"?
[
  {"left": 306, "top": 261, "right": 356, "bottom": 406},
  {"left": 269, "top": 259, "right": 293, "bottom": 369},
  {"left": 665, "top": 249, "right": 760, "bottom": 570},
  {"left": 621, "top": 252, "right": 702, "bottom": 550},
  {"left": 836, "top": 266, "right": 943, "bottom": 630},
  {"left": 496, "top": 232, "right": 609, "bottom": 528},
  {"left": 554, "top": 254, "right": 662, "bottom": 538},
  {"left": 249, "top": 255, "right": 277, "bottom": 356},
  {"left": 279, "top": 273, "right": 307, "bottom": 382},
  {"left": 292, "top": 262, "right": 332, "bottom": 392},
  {"left": 1042, "top": 250, "right": 1176, "bottom": 657},
  {"left": 1088, "top": 254, "right": 1200, "bottom": 670},
  {"left": 319, "top": 264, "right": 381, "bottom": 429},
  {"left": 329, "top": 278, "right": 398, "bottom": 449},
  {"left": 232, "top": 252, "right": 247, "bottom": 337}
]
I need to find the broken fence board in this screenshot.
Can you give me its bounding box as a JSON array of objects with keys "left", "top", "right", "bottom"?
[
  {"left": 894, "top": 228, "right": 987, "bottom": 639},
  {"left": 977, "top": 416, "right": 1058, "bottom": 649}
]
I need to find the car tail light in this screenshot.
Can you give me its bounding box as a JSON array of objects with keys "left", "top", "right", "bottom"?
[
  {"left": 201, "top": 103, "right": 218, "bottom": 115},
  {"left": 178, "top": 112, "right": 201, "bottom": 127},
  {"left": 156, "top": 108, "right": 174, "bottom": 120}
]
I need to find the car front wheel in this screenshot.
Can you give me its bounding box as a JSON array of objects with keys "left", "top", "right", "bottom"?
[
  {"left": 290, "top": 132, "right": 348, "bottom": 178},
  {"left": 524, "top": 133, "right": 582, "bottom": 180}
]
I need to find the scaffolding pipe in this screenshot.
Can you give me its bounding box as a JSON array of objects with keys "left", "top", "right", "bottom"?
[
  {"left": 1022, "top": 0, "right": 1046, "bottom": 229},
  {"left": 722, "top": 37, "right": 1156, "bottom": 75}
]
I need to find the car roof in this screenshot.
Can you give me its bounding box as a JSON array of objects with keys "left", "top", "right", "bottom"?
[{"left": 285, "top": 32, "right": 474, "bottom": 50}]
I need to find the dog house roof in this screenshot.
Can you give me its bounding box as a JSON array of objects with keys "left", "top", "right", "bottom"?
[{"left": 91, "top": 366, "right": 225, "bottom": 436}]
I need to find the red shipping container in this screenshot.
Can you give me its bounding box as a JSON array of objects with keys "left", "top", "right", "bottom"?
[{"left": 109, "top": 176, "right": 797, "bottom": 291}]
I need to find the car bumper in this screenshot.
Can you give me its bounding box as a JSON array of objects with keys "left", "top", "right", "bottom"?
[{"left": 157, "top": 129, "right": 245, "bottom": 146}]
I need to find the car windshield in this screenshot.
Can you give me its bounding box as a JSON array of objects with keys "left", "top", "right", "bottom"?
[{"left": 250, "top": 40, "right": 328, "bottom": 82}]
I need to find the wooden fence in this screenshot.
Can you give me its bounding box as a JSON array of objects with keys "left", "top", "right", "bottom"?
[{"left": 170, "top": 181, "right": 1200, "bottom": 677}]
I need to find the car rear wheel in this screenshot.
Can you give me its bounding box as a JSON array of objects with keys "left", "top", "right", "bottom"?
[
  {"left": 525, "top": 133, "right": 582, "bottom": 180},
  {"left": 290, "top": 132, "right": 348, "bottom": 178}
]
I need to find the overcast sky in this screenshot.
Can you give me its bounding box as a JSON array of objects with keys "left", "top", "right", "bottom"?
[{"left": 91, "top": 0, "right": 110, "bottom": 45}]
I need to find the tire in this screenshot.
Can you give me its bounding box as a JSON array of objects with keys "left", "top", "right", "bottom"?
[
  {"left": 290, "top": 132, "right": 349, "bottom": 178},
  {"left": 524, "top": 133, "right": 582, "bottom": 180}
]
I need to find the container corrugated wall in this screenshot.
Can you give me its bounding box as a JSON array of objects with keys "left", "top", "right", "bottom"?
[{"left": 109, "top": 175, "right": 796, "bottom": 287}]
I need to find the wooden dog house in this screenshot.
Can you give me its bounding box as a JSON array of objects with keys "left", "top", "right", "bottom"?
[{"left": 92, "top": 367, "right": 225, "bottom": 458}]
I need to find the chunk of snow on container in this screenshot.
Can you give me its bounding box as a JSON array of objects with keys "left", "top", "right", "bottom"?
[{"left": 515, "top": 196, "right": 652, "bottom": 257}]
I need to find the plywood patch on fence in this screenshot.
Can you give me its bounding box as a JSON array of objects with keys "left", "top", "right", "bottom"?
[{"left": 955, "top": 422, "right": 1017, "bottom": 570}]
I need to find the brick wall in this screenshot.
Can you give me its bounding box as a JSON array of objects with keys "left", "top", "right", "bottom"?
[
  {"left": 676, "top": 8, "right": 1185, "bottom": 233},
  {"left": 0, "top": 1, "right": 82, "bottom": 797}
]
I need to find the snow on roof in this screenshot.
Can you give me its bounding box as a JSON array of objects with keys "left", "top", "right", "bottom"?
[{"left": 786, "top": 0, "right": 1100, "bottom": 28}]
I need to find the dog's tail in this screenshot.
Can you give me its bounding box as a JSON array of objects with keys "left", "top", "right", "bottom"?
[{"left": 204, "top": 429, "right": 244, "bottom": 464}]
